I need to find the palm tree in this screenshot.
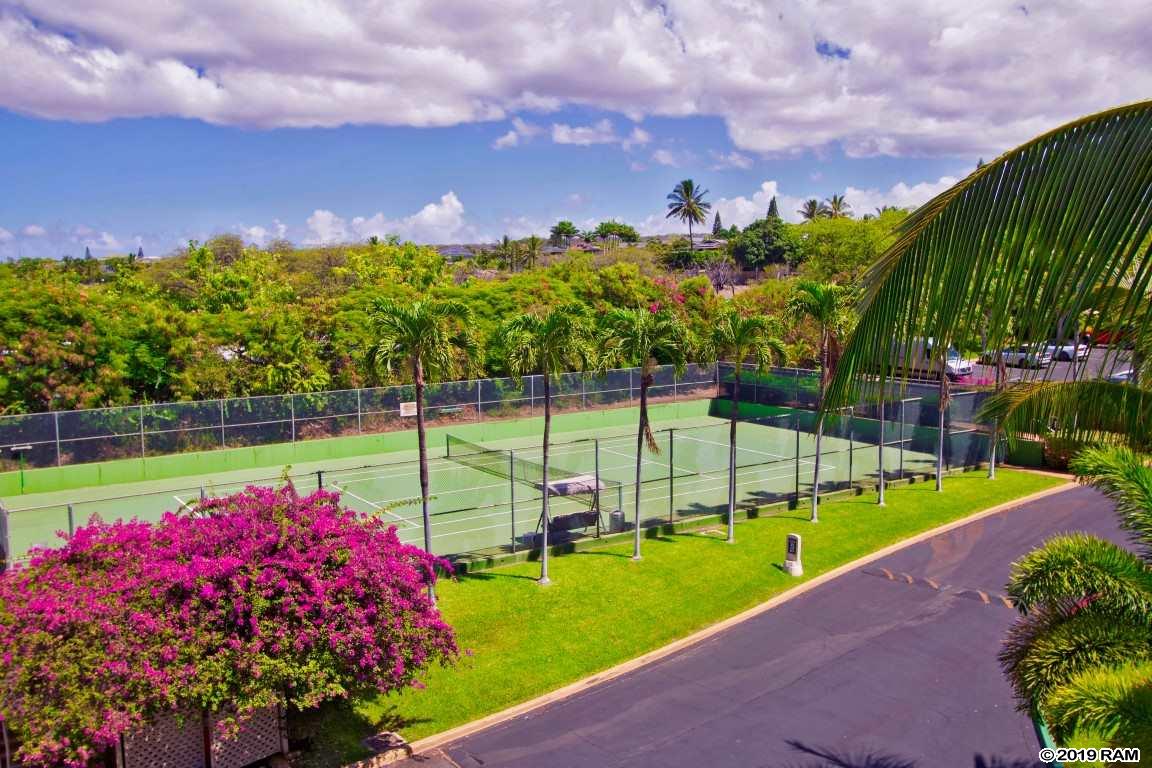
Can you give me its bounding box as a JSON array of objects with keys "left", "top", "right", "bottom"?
[
  {"left": 365, "top": 299, "right": 477, "bottom": 599},
  {"left": 797, "top": 198, "right": 828, "bottom": 221},
  {"left": 999, "top": 445, "right": 1152, "bottom": 749},
  {"left": 700, "top": 309, "right": 786, "bottom": 542},
  {"left": 524, "top": 234, "right": 542, "bottom": 270},
  {"left": 666, "top": 179, "right": 711, "bottom": 250},
  {"left": 788, "top": 281, "right": 852, "bottom": 522},
  {"left": 824, "top": 194, "right": 852, "bottom": 218},
  {"left": 498, "top": 305, "right": 594, "bottom": 585},
  {"left": 599, "top": 308, "right": 690, "bottom": 560}
]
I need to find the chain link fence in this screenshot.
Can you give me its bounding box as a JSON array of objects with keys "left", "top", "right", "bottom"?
[{"left": 0, "top": 364, "right": 718, "bottom": 471}]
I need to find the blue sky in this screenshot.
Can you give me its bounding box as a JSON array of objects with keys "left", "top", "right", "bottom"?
[{"left": 0, "top": 1, "right": 1148, "bottom": 257}]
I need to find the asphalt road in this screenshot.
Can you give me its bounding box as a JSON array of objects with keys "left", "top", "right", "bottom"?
[
  {"left": 967, "top": 346, "right": 1130, "bottom": 384},
  {"left": 400, "top": 485, "right": 1126, "bottom": 768}
]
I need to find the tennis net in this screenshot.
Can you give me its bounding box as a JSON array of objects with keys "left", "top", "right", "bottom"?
[{"left": 445, "top": 434, "right": 602, "bottom": 493}]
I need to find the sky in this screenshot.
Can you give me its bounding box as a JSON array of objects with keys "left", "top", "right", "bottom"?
[{"left": 0, "top": 0, "right": 1149, "bottom": 258}]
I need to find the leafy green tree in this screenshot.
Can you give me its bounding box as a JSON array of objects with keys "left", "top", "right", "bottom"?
[
  {"left": 549, "top": 220, "right": 579, "bottom": 245},
  {"left": 594, "top": 220, "right": 640, "bottom": 243},
  {"left": 666, "top": 179, "right": 711, "bottom": 249},
  {"left": 788, "top": 280, "right": 853, "bottom": 522},
  {"left": 729, "top": 217, "right": 801, "bottom": 269},
  {"left": 792, "top": 213, "right": 903, "bottom": 282},
  {"left": 1000, "top": 446, "right": 1152, "bottom": 749},
  {"left": 797, "top": 199, "right": 828, "bottom": 221},
  {"left": 698, "top": 309, "right": 785, "bottom": 541},
  {"left": 823, "top": 194, "right": 852, "bottom": 218},
  {"left": 599, "top": 308, "right": 690, "bottom": 559},
  {"left": 523, "top": 234, "right": 543, "bottom": 270},
  {"left": 365, "top": 299, "right": 477, "bottom": 597},
  {"left": 497, "top": 304, "right": 594, "bottom": 584}
]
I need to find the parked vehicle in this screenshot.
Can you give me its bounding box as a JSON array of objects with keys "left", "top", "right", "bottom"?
[
  {"left": 1108, "top": 369, "right": 1134, "bottom": 383},
  {"left": 994, "top": 345, "right": 1053, "bottom": 368},
  {"left": 894, "top": 338, "right": 975, "bottom": 380},
  {"left": 1043, "top": 340, "right": 1090, "bottom": 362}
]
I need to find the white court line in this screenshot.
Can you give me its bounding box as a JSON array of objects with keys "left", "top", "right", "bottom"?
[
  {"left": 172, "top": 494, "right": 194, "bottom": 513},
  {"left": 675, "top": 433, "right": 792, "bottom": 462},
  {"left": 331, "top": 483, "right": 417, "bottom": 528}
]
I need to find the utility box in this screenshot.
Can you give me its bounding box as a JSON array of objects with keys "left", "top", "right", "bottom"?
[{"left": 783, "top": 533, "right": 803, "bottom": 577}]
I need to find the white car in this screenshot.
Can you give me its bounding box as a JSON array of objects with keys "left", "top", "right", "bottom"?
[
  {"left": 999, "top": 345, "right": 1053, "bottom": 368},
  {"left": 944, "top": 349, "right": 975, "bottom": 379},
  {"left": 1044, "top": 341, "right": 1090, "bottom": 362}
]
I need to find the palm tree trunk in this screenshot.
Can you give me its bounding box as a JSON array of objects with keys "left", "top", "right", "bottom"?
[
  {"left": 539, "top": 373, "right": 552, "bottom": 585},
  {"left": 727, "top": 369, "right": 740, "bottom": 542},
  {"left": 936, "top": 367, "right": 948, "bottom": 492},
  {"left": 414, "top": 357, "right": 435, "bottom": 602},
  {"left": 633, "top": 372, "right": 652, "bottom": 560},
  {"left": 688, "top": 220, "right": 694, "bottom": 251}
]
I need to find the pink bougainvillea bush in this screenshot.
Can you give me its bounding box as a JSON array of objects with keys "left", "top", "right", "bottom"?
[{"left": 0, "top": 485, "right": 456, "bottom": 767}]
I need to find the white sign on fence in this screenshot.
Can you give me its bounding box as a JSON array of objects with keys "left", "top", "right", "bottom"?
[{"left": 399, "top": 401, "right": 418, "bottom": 417}]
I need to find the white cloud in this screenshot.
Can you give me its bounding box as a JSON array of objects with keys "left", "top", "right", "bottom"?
[
  {"left": 710, "top": 150, "right": 753, "bottom": 170},
  {"left": 551, "top": 119, "right": 619, "bottom": 146},
  {"left": 492, "top": 116, "right": 541, "bottom": 149},
  {"left": 21, "top": 224, "right": 46, "bottom": 237},
  {"left": 0, "top": 2, "right": 1147, "bottom": 157},
  {"left": 622, "top": 126, "right": 651, "bottom": 150},
  {"left": 0, "top": 227, "right": 13, "bottom": 242},
  {"left": 651, "top": 149, "right": 679, "bottom": 167},
  {"left": 843, "top": 176, "right": 959, "bottom": 215},
  {"left": 306, "top": 191, "right": 474, "bottom": 245}
]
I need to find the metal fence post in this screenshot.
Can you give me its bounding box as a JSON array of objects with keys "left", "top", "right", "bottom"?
[
  {"left": 594, "top": 438, "right": 601, "bottom": 537},
  {"left": 509, "top": 451, "right": 517, "bottom": 553},
  {"left": 847, "top": 407, "right": 854, "bottom": 488},
  {"left": 629, "top": 368, "right": 635, "bottom": 403},
  {"left": 878, "top": 398, "right": 886, "bottom": 505},
  {"left": 53, "top": 410, "right": 62, "bottom": 466},
  {"left": 477, "top": 381, "right": 483, "bottom": 422},
  {"left": 138, "top": 404, "right": 146, "bottom": 459},
  {"left": 290, "top": 396, "right": 297, "bottom": 442},
  {"left": 356, "top": 388, "right": 363, "bottom": 434},
  {"left": 0, "top": 504, "right": 10, "bottom": 574},
  {"left": 530, "top": 375, "right": 537, "bottom": 416},
  {"left": 67, "top": 504, "right": 75, "bottom": 536},
  {"left": 794, "top": 413, "right": 801, "bottom": 500},
  {"left": 219, "top": 400, "right": 226, "bottom": 448},
  {"left": 899, "top": 399, "right": 907, "bottom": 479},
  {"left": 668, "top": 428, "right": 675, "bottom": 522}
]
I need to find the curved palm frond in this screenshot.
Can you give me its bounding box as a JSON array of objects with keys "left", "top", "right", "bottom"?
[
  {"left": 700, "top": 310, "right": 786, "bottom": 372},
  {"left": 999, "top": 598, "right": 1152, "bottom": 710},
  {"left": 365, "top": 298, "right": 477, "bottom": 383},
  {"left": 1070, "top": 446, "right": 1152, "bottom": 556},
  {"left": 980, "top": 380, "right": 1152, "bottom": 451},
  {"left": 1043, "top": 660, "right": 1152, "bottom": 748},
  {"left": 497, "top": 303, "right": 594, "bottom": 380},
  {"left": 1006, "top": 532, "right": 1152, "bottom": 618},
  {"left": 827, "top": 100, "right": 1152, "bottom": 408}
]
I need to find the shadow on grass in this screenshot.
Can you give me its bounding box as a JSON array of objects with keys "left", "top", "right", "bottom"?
[
  {"left": 290, "top": 700, "right": 433, "bottom": 766},
  {"left": 459, "top": 570, "right": 539, "bottom": 582}
]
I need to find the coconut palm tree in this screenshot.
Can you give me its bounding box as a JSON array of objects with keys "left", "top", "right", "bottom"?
[
  {"left": 788, "top": 281, "right": 853, "bottom": 522},
  {"left": 700, "top": 309, "right": 786, "bottom": 542},
  {"left": 797, "top": 198, "right": 828, "bottom": 221},
  {"left": 365, "top": 299, "right": 477, "bottom": 599},
  {"left": 824, "top": 194, "right": 852, "bottom": 218},
  {"left": 599, "top": 307, "right": 690, "bottom": 560},
  {"left": 498, "top": 305, "right": 594, "bottom": 585},
  {"left": 999, "top": 445, "right": 1152, "bottom": 749},
  {"left": 524, "top": 234, "right": 542, "bottom": 270},
  {"left": 666, "top": 179, "right": 711, "bottom": 250}
]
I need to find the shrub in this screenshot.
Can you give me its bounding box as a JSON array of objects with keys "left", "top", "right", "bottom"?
[{"left": 0, "top": 485, "right": 456, "bottom": 767}]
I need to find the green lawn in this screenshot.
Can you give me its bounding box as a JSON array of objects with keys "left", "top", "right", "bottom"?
[{"left": 318, "top": 470, "right": 1065, "bottom": 761}]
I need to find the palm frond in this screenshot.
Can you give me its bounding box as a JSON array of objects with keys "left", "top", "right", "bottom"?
[
  {"left": 1070, "top": 445, "right": 1152, "bottom": 556},
  {"left": 1043, "top": 660, "right": 1152, "bottom": 748},
  {"left": 828, "top": 100, "right": 1152, "bottom": 408},
  {"left": 999, "top": 598, "right": 1152, "bottom": 710},
  {"left": 1006, "top": 532, "right": 1152, "bottom": 618},
  {"left": 980, "top": 380, "right": 1152, "bottom": 450}
]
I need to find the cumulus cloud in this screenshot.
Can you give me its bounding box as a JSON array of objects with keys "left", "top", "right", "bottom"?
[
  {"left": 492, "top": 116, "right": 542, "bottom": 149},
  {"left": 710, "top": 150, "right": 753, "bottom": 170},
  {"left": 0, "top": 2, "right": 1147, "bottom": 157},
  {"left": 21, "top": 224, "right": 46, "bottom": 237},
  {"left": 551, "top": 119, "right": 619, "bottom": 146},
  {"left": 306, "top": 191, "right": 474, "bottom": 245},
  {"left": 0, "top": 227, "right": 12, "bottom": 242},
  {"left": 651, "top": 149, "right": 680, "bottom": 167}
]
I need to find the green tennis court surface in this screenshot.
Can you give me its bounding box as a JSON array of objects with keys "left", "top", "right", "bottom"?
[{"left": 1, "top": 412, "right": 938, "bottom": 563}]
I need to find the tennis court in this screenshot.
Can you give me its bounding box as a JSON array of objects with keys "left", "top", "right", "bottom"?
[{"left": 0, "top": 409, "right": 947, "bottom": 564}]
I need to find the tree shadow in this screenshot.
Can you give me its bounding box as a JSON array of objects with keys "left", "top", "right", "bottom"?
[
  {"left": 776, "top": 741, "right": 1043, "bottom": 768},
  {"left": 458, "top": 570, "right": 539, "bottom": 582}
]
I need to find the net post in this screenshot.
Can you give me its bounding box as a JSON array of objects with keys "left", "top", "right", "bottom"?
[
  {"left": 317, "top": 470, "right": 324, "bottom": 490},
  {"left": 594, "top": 438, "right": 601, "bottom": 538},
  {"left": 509, "top": 450, "right": 517, "bottom": 553},
  {"left": 54, "top": 410, "right": 62, "bottom": 467},
  {"left": 847, "top": 407, "right": 854, "bottom": 489},
  {"left": 0, "top": 503, "right": 10, "bottom": 574},
  {"left": 899, "top": 399, "right": 907, "bottom": 479},
  {"left": 877, "top": 395, "right": 886, "bottom": 505},
  {"left": 794, "top": 412, "right": 801, "bottom": 500},
  {"left": 668, "top": 428, "right": 675, "bottom": 522},
  {"left": 67, "top": 503, "right": 75, "bottom": 536},
  {"left": 200, "top": 486, "right": 206, "bottom": 501}
]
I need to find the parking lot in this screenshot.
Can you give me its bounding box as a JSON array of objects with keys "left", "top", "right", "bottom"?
[{"left": 967, "top": 345, "right": 1131, "bottom": 385}]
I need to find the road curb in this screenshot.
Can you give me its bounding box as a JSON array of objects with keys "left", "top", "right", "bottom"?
[{"left": 404, "top": 479, "right": 1077, "bottom": 757}]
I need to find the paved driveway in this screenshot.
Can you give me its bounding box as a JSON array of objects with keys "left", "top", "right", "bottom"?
[{"left": 404, "top": 485, "right": 1124, "bottom": 768}]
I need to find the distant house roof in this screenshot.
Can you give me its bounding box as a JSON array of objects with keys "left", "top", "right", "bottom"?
[
  {"left": 436, "top": 245, "right": 473, "bottom": 258},
  {"left": 542, "top": 245, "right": 567, "bottom": 255}
]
